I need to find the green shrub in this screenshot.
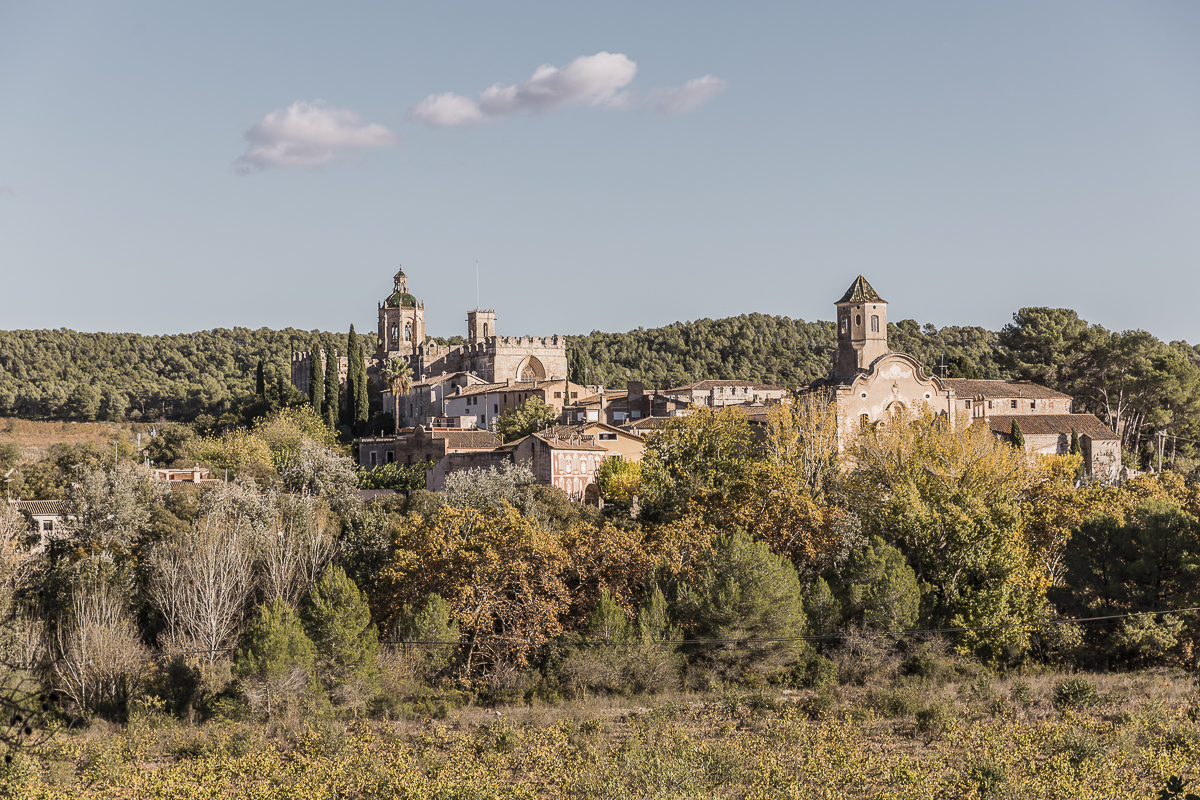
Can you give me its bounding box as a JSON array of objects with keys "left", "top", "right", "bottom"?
[
  {"left": 1056, "top": 729, "right": 1102, "bottom": 768},
  {"left": 915, "top": 702, "right": 954, "bottom": 738},
  {"left": 1009, "top": 679, "right": 1032, "bottom": 705},
  {"left": 865, "top": 686, "right": 923, "bottom": 718},
  {"left": 794, "top": 654, "right": 838, "bottom": 690},
  {"left": 963, "top": 757, "right": 1008, "bottom": 798},
  {"left": 1052, "top": 678, "right": 1099, "bottom": 710}
]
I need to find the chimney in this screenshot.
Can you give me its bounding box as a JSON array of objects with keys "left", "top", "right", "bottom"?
[{"left": 507, "top": 377, "right": 513, "bottom": 387}]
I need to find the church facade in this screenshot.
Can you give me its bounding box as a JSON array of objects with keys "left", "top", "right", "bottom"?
[
  {"left": 291, "top": 268, "right": 568, "bottom": 397},
  {"left": 819, "top": 276, "right": 1121, "bottom": 478}
]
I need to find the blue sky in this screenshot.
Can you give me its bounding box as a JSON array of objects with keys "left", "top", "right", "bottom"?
[{"left": 3, "top": 2, "right": 1200, "bottom": 343}]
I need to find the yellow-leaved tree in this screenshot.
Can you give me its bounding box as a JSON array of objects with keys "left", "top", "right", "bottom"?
[
  {"left": 379, "top": 503, "right": 571, "bottom": 676},
  {"left": 845, "top": 408, "right": 1062, "bottom": 661}
]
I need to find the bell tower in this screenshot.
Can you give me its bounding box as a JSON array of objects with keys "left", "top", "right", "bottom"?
[
  {"left": 832, "top": 275, "right": 888, "bottom": 382},
  {"left": 377, "top": 267, "right": 425, "bottom": 359}
]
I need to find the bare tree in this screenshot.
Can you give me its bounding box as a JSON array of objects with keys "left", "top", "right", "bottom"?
[
  {"left": 147, "top": 482, "right": 264, "bottom": 664},
  {"left": 53, "top": 560, "right": 149, "bottom": 714},
  {"left": 259, "top": 494, "right": 336, "bottom": 606}
]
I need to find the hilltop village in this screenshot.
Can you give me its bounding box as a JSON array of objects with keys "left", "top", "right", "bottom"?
[{"left": 289, "top": 270, "right": 1122, "bottom": 499}]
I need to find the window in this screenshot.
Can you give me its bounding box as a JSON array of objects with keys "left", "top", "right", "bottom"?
[
  {"left": 841, "top": 316, "right": 848, "bottom": 334},
  {"left": 494, "top": 404, "right": 498, "bottom": 414},
  {"left": 390, "top": 325, "right": 398, "bottom": 341},
  {"left": 599, "top": 433, "right": 617, "bottom": 440},
  {"left": 1030, "top": 401, "right": 1036, "bottom": 409},
  {"left": 404, "top": 322, "right": 412, "bottom": 342},
  {"left": 554, "top": 391, "right": 562, "bottom": 399},
  {"left": 570, "top": 392, "right": 578, "bottom": 398},
  {"left": 859, "top": 413, "right": 870, "bottom": 430},
  {"left": 370, "top": 452, "right": 378, "bottom": 466},
  {"left": 855, "top": 314, "right": 862, "bottom": 326},
  {"left": 987, "top": 401, "right": 993, "bottom": 409},
  {"left": 1011, "top": 399, "right": 1018, "bottom": 409},
  {"left": 42, "top": 520, "right": 53, "bottom": 533},
  {"left": 483, "top": 323, "right": 489, "bottom": 337},
  {"left": 965, "top": 400, "right": 972, "bottom": 409},
  {"left": 870, "top": 315, "right": 880, "bottom": 332},
  {"left": 386, "top": 451, "right": 394, "bottom": 463}
]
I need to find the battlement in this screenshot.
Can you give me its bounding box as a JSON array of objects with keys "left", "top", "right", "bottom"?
[{"left": 496, "top": 335, "right": 565, "bottom": 349}]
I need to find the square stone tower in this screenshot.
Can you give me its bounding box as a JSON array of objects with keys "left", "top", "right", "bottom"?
[
  {"left": 467, "top": 309, "right": 496, "bottom": 344},
  {"left": 832, "top": 275, "right": 888, "bottom": 383}
]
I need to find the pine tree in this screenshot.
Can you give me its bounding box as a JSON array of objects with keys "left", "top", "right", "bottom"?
[
  {"left": 301, "top": 566, "right": 379, "bottom": 701},
  {"left": 1010, "top": 419, "right": 1025, "bottom": 450},
  {"left": 309, "top": 343, "right": 325, "bottom": 415},
  {"left": 255, "top": 359, "right": 266, "bottom": 397},
  {"left": 324, "top": 342, "right": 340, "bottom": 430}
]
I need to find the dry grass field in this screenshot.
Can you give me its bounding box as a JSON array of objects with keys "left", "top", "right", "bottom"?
[{"left": 0, "top": 418, "right": 144, "bottom": 465}]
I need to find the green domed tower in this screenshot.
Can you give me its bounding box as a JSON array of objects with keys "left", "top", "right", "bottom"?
[{"left": 377, "top": 267, "right": 425, "bottom": 358}]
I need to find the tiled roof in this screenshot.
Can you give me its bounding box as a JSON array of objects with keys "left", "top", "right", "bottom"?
[
  {"left": 545, "top": 422, "right": 638, "bottom": 440},
  {"left": 984, "top": 414, "right": 1118, "bottom": 441},
  {"left": 663, "top": 379, "right": 786, "bottom": 393},
  {"left": 942, "top": 379, "right": 1072, "bottom": 401},
  {"left": 433, "top": 430, "right": 503, "bottom": 449},
  {"left": 413, "top": 372, "right": 470, "bottom": 387},
  {"left": 621, "top": 416, "right": 672, "bottom": 431},
  {"left": 453, "top": 380, "right": 585, "bottom": 398},
  {"left": 837, "top": 275, "right": 886, "bottom": 304},
  {"left": 452, "top": 383, "right": 507, "bottom": 397},
  {"left": 11, "top": 500, "right": 64, "bottom": 516},
  {"left": 507, "top": 432, "right": 606, "bottom": 451}
]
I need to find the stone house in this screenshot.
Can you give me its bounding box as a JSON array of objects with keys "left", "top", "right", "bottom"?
[
  {"left": 358, "top": 425, "right": 501, "bottom": 469},
  {"left": 441, "top": 379, "right": 590, "bottom": 431},
  {"left": 661, "top": 379, "right": 787, "bottom": 408}
]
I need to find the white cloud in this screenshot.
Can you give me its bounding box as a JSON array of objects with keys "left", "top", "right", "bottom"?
[
  {"left": 652, "top": 75, "right": 728, "bottom": 114},
  {"left": 234, "top": 101, "right": 396, "bottom": 174},
  {"left": 408, "top": 52, "right": 638, "bottom": 127}
]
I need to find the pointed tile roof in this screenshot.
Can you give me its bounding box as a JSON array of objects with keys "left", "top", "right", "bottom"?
[{"left": 837, "top": 275, "right": 885, "bottom": 304}]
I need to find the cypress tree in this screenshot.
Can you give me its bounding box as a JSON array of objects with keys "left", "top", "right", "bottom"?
[
  {"left": 324, "top": 343, "right": 340, "bottom": 429},
  {"left": 1069, "top": 427, "right": 1080, "bottom": 455},
  {"left": 309, "top": 343, "right": 325, "bottom": 415},
  {"left": 255, "top": 359, "right": 266, "bottom": 397},
  {"left": 1010, "top": 419, "right": 1025, "bottom": 450},
  {"left": 341, "top": 327, "right": 357, "bottom": 429},
  {"left": 350, "top": 326, "right": 370, "bottom": 431}
]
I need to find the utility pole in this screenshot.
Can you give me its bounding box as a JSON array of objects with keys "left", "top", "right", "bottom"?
[{"left": 1157, "top": 431, "right": 1166, "bottom": 474}]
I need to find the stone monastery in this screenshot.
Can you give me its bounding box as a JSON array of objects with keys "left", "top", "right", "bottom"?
[
  {"left": 817, "top": 276, "right": 1120, "bottom": 478},
  {"left": 291, "top": 268, "right": 569, "bottom": 396}
]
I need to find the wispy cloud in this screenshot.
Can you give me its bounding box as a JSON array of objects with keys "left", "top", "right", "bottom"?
[
  {"left": 408, "top": 52, "right": 638, "bottom": 127},
  {"left": 234, "top": 101, "right": 396, "bottom": 174},
  {"left": 652, "top": 75, "right": 728, "bottom": 114},
  {"left": 0, "top": 187, "right": 14, "bottom": 196}
]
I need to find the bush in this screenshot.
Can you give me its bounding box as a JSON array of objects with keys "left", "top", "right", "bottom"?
[
  {"left": 793, "top": 654, "right": 838, "bottom": 690},
  {"left": 1052, "top": 678, "right": 1099, "bottom": 710},
  {"left": 865, "top": 686, "right": 923, "bottom": 718},
  {"left": 915, "top": 701, "right": 954, "bottom": 739}
]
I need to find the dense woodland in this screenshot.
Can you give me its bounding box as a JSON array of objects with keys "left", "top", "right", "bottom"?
[{"left": 4, "top": 306, "right": 1196, "bottom": 469}]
